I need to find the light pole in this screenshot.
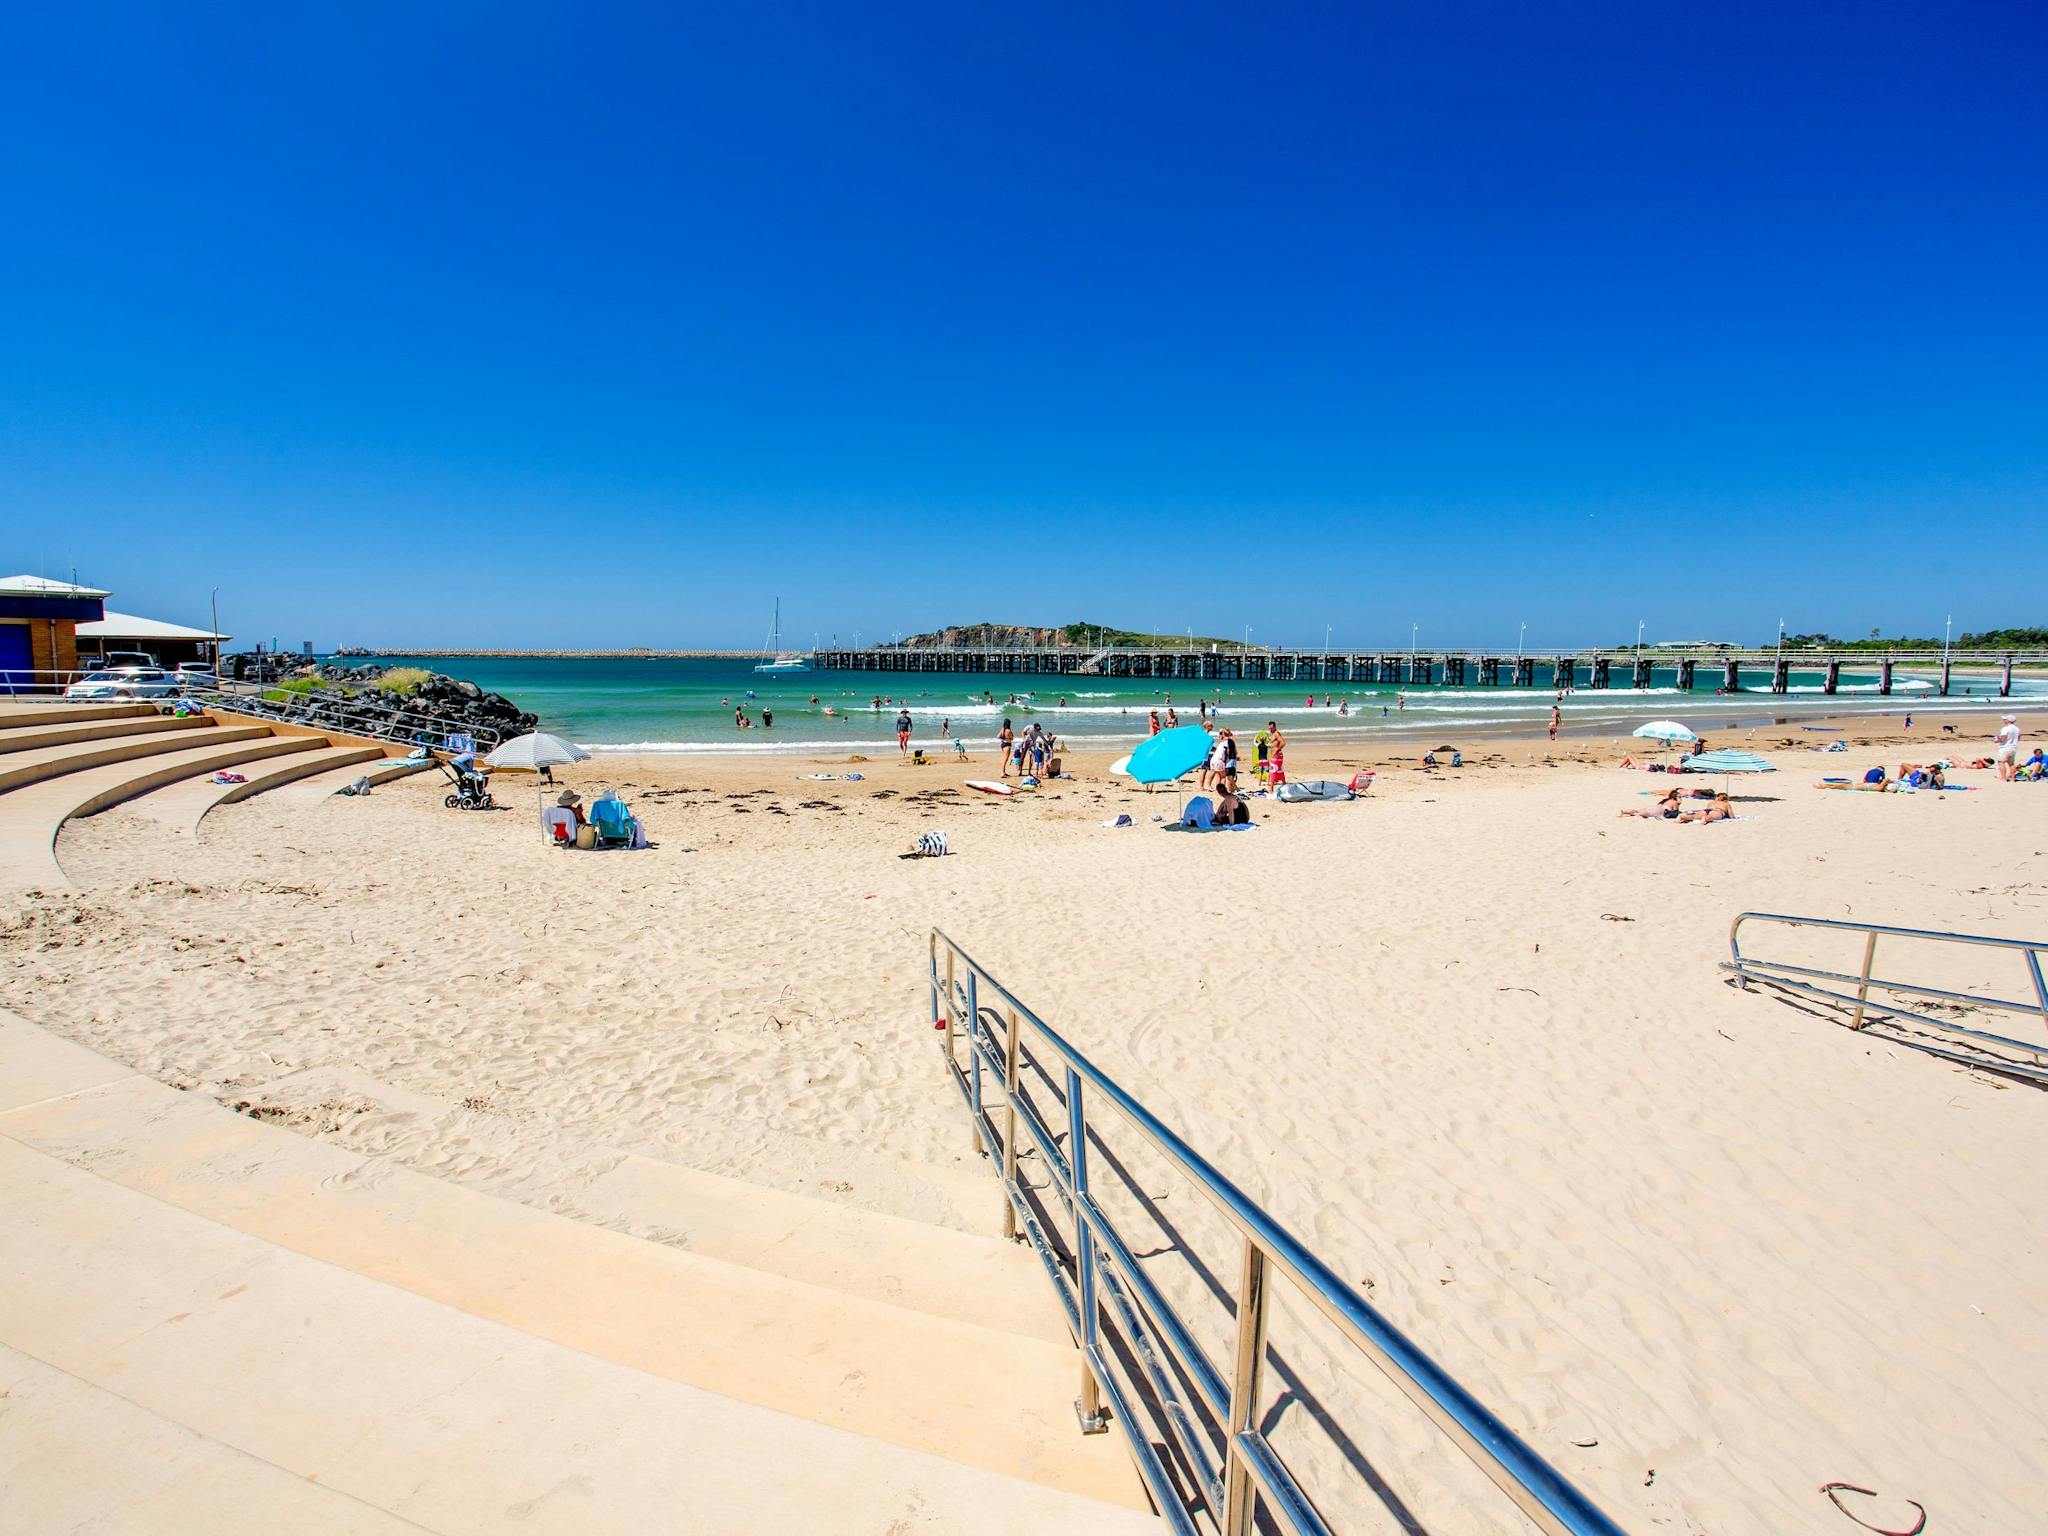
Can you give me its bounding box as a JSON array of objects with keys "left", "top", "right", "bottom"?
[
  {"left": 1517, "top": 621, "right": 1526, "bottom": 657},
  {"left": 1410, "top": 623, "right": 1418, "bottom": 657},
  {"left": 1323, "top": 624, "right": 1331, "bottom": 656},
  {"left": 1944, "top": 614, "right": 1952, "bottom": 667},
  {"left": 1635, "top": 619, "right": 1644, "bottom": 660},
  {"left": 1776, "top": 618, "right": 1784, "bottom": 668},
  {"left": 1244, "top": 624, "right": 1252, "bottom": 655},
  {"left": 209, "top": 587, "right": 220, "bottom": 672}
]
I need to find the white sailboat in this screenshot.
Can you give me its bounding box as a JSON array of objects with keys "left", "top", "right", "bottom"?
[{"left": 753, "top": 598, "right": 811, "bottom": 673}]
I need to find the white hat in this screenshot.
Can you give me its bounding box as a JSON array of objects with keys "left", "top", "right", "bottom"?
[{"left": 2003, "top": 714, "right": 2017, "bottom": 722}]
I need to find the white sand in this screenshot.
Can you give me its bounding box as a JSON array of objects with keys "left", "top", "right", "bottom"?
[{"left": 4, "top": 715, "right": 2044, "bottom": 1532}]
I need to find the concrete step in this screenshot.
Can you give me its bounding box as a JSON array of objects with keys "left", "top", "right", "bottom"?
[
  {"left": 0, "top": 1132, "right": 1158, "bottom": 1534},
  {"left": 0, "top": 721, "right": 268, "bottom": 795},
  {"left": 259, "top": 755, "right": 439, "bottom": 807},
  {"left": 0, "top": 732, "right": 307, "bottom": 892},
  {"left": 127, "top": 742, "right": 384, "bottom": 834},
  {"left": 0, "top": 711, "right": 217, "bottom": 755},
  {"left": 0, "top": 1341, "right": 429, "bottom": 1535},
  {"left": 248, "top": 1062, "right": 1070, "bottom": 1345},
  {"left": 0, "top": 701, "right": 160, "bottom": 731},
  {"left": 0, "top": 1016, "right": 1147, "bottom": 1513}
]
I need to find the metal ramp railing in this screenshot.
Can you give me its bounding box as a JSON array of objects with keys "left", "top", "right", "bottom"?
[
  {"left": 930, "top": 931, "right": 1627, "bottom": 1536},
  {"left": 1723, "top": 912, "right": 2048, "bottom": 1085}
]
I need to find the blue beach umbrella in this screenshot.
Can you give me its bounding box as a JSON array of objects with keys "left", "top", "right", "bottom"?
[
  {"left": 1126, "top": 725, "right": 1213, "bottom": 785},
  {"left": 1682, "top": 750, "right": 1773, "bottom": 774}
]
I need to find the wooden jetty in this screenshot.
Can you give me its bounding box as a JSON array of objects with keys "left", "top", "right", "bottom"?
[{"left": 810, "top": 646, "right": 2036, "bottom": 698}]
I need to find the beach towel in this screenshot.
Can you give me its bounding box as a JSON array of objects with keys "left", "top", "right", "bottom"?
[{"left": 210, "top": 771, "right": 248, "bottom": 785}]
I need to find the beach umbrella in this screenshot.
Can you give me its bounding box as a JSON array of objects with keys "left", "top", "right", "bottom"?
[
  {"left": 1632, "top": 720, "right": 1699, "bottom": 743},
  {"left": 486, "top": 731, "right": 594, "bottom": 835},
  {"left": 1682, "top": 749, "right": 1772, "bottom": 773},
  {"left": 1125, "top": 724, "right": 1212, "bottom": 785},
  {"left": 1682, "top": 748, "right": 1774, "bottom": 793}
]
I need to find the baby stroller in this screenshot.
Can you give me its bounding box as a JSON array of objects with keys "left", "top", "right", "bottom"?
[{"left": 441, "top": 754, "right": 496, "bottom": 810}]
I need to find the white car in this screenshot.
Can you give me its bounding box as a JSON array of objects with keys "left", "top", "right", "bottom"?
[
  {"left": 173, "top": 662, "right": 221, "bottom": 688},
  {"left": 65, "top": 666, "right": 182, "bottom": 699}
]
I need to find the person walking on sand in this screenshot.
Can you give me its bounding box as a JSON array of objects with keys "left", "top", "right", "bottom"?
[
  {"left": 1548, "top": 703, "right": 1560, "bottom": 741},
  {"left": 896, "top": 709, "right": 913, "bottom": 755},
  {"left": 997, "top": 718, "right": 1015, "bottom": 775},
  {"left": 1995, "top": 715, "right": 2022, "bottom": 781},
  {"left": 1267, "top": 720, "right": 1286, "bottom": 788}
]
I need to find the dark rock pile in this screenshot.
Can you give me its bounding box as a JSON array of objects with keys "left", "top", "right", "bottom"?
[{"left": 219, "top": 654, "right": 539, "bottom": 740}]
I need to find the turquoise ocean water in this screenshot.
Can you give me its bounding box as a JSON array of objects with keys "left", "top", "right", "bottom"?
[{"left": 361, "top": 656, "right": 2034, "bottom": 756}]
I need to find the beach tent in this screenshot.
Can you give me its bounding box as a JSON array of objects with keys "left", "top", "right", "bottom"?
[{"left": 486, "top": 731, "right": 594, "bottom": 836}]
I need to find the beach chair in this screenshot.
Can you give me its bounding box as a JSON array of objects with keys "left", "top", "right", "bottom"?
[
  {"left": 590, "top": 794, "right": 639, "bottom": 849},
  {"left": 541, "top": 806, "right": 577, "bottom": 846}
]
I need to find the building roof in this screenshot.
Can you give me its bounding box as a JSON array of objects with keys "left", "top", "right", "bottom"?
[
  {"left": 0, "top": 574, "right": 112, "bottom": 599},
  {"left": 76, "top": 610, "right": 231, "bottom": 643}
]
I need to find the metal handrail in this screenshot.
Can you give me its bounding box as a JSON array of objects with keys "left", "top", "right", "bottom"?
[
  {"left": 193, "top": 685, "right": 505, "bottom": 754},
  {"left": 930, "top": 931, "right": 1627, "bottom": 1536},
  {"left": 1723, "top": 912, "right": 2048, "bottom": 1084}
]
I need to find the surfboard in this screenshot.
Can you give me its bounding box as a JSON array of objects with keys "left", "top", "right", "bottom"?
[
  {"left": 965, "top": 780, "right": 1016, "bottom": 796},
  {"left": 1108, "top": 754, "right": 1133, "bottom": 777}
]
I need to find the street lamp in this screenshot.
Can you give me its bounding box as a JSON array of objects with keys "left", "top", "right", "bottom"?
[
  {"left": 1635, "top": 619, "right": 1644, "bottom": 660},
  {"left": 1244, "top": 624, "right": 1252, "bottom": 654},
  {"left": 1944, "top": 614, "right": 1952, "bottom": 668},
  {"left": 209, "top": 587, "right": 220, "bottom": 672},
  {"left": 1410, "top": 623, "right": 1418, "bottom": 656},
  {"left": 1323, "top": 624, "right": 1331, "bottom": 656},
  {"left": 1517, "top": 621, "right": 1526, "bottom": 657}
]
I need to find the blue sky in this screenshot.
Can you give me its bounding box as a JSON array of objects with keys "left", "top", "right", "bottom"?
[{"left": 2, "top": 3, "right": 2042, "bottom": 650}]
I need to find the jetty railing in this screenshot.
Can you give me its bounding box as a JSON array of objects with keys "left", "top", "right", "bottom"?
[
  {"left": 1723, "top": 912, "right": 2048, "bottom": 1085},
  {"left": 930, "top": 930, "right": 1627, "bottom": 1536}
]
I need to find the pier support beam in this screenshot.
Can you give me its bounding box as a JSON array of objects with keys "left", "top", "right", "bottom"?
[
  {"left": 1772, "top": 658, "right": 1790, "bottom": 694},
  {"left": 1723, "top": 659, "right": 1741, "bottom": 693},
  {"left": 1555, "top": 657, "right": 1576, "bottom": 692},
  {"left": 2002, "top": 656, "right": 2014, "bottom": 697},
  {"left": 1632, "top": 658, "right": 1653, "bottom": 689},
  {"left": 1445, "top": 657, "right": 1466, "bottom": 686},
  {"left": 1479, "top": 657, "right": 1500, "bottom": 686},
  {"left": 1514, "top": 658, "right": 1533, "bottom": 687},
  {"left": 1677, "top": 659, "right": 1695, "bottom": 691},
  {"left": 1879, "top": 658, "right": 1893, "bottom": 695},
  {"left": 1941, "top": 660, "right": 1952, "bottom": 696},
  {"left": 1591, "top": 657, "right": 1611, "bottom": 689},
  {"left": 1824, "top": 660, "right": 1840, "bottom": 695}
]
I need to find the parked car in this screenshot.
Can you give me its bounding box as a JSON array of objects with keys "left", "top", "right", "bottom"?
[
  {"left": 173, "top": 661, "right": 221, "bottom": 687},
  {"left": 84, "top": 650, "right": 160, "bottom": 671},
  {"left": 64, "top": 666, "right": 181, "bottom": 699}
]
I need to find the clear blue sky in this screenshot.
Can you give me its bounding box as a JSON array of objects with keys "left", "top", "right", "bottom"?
[{"left": 3, "top": 3, "right": 2042, "bottom": 650}]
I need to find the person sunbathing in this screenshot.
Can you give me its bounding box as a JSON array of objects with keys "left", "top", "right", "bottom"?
[
  {"left": 1680, "top": 792, "right": 1734, "bottom": 824},
  {"left": 1212, "top": 785, "right": 1250, "bottom": 825},
  {"left": 1620, "top": 789, "right": 1683, "bottom": 819}
]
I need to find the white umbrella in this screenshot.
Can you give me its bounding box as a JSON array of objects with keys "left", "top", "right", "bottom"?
[
  {"left": 486, "top": 732, "right": 593, "bottom": 836},
  {"left": 1632, "top": 720, "right": 1699, "bottom": 743}
]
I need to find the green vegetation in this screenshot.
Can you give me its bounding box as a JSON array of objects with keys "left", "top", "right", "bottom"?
[
  {"left": 1781, "top": 628, "right": 2047, "bottom": 651},
  {"left": 1055, "top": 621, "right": 1241, "bottom": 650},
  {"left": 374, "top": 666, "right": 433, "bottom": 695}
]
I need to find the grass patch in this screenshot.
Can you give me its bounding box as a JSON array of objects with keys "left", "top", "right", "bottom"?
[{"left": 375, "top": 667, "right": 433, "bottom": 695}]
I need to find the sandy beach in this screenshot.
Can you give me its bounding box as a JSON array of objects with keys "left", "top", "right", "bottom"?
[{"left": 3, "top": 706, "right": 2044, "bottom": 1531}]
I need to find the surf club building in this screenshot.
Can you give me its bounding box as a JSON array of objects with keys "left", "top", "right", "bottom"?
[{"left": 0, "top": 575, "right": 231, "bottom": 691}]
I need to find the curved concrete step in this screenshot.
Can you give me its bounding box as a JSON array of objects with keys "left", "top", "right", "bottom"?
[
  {"left": 250, "top": 1062, "right": 1070, "bottom": 1345},
  {"left": 0, "top": 1017, "right": 1155, "bottom": 1532},
  {"left": 260, "top": 755, "right": 438, "bottom": 807},
  {"left": 127, "top": 743, "right": 384, "bottom": 835},
  {"left": 0, "top": 719, "right": 237, "bottom": 791},
  {"left": 0, "top": 733, "right": 308, "bottom": 892},
  {"left": 0, "top": 1342, "right": 428, "bottom": 1535},
  {"left": 0, "top": 712, "right": 211, "bottom": 755},
  {"left": 0, "top": 701, "right": 159, "bottom": 731}
]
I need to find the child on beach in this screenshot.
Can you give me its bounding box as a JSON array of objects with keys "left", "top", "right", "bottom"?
[{"left": 1254, "top": 731, "right": 1270, "bottom": 787}]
